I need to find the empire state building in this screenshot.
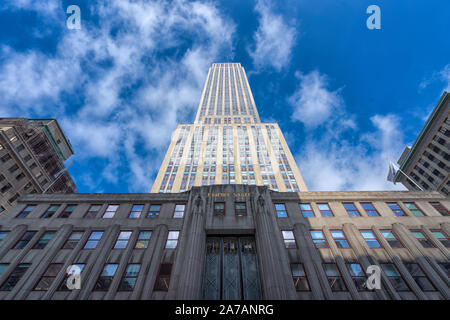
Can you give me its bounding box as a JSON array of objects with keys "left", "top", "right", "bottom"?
[{"left": 151, "top": 63, "right": 307, "bottom": 193}]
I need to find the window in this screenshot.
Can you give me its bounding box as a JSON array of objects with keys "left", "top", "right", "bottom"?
[
  {"left": 290, "top": 263, "right": 310, "bottom": 291},
  {"left": 118, "top": 264, "right": 141, "bottom": 291},
  {"left": 380, "top": 230, "right": 403, "bottom": 248},
  {"left": 299, "top": 203, "right": 314, "bottom": 217},
  {"left": 235, "top": 202, "right": 247, "bottom": 216},
  {"left": 411, "top": 230, "right": 435, "bottom": 248},
  {"left": 323, "top": 263, "right": 347, "bottom": 291},
  {"left": 154, "top": 263, "right": 172, "bottom": 291},
  {"left": 173, "top": 204, "right": 185, "bottom": 218},
  {"left": 33, "top": 231, "right": 55, "bottom": 249},
  {"left": 94, "top": 264, "right": 118, "bottom": 291},
  {"left": 16, "top": 205, "right": 36, "bottom": 218},
  {"left": 343, "top": 203, "right": 361, "bottom": 217},
  {"left": 404, "top": 203, "right": 425, "bottom": 216},
  {"left": 83, "top": 231, "right": 103, "bottom": 249},
  {"left": 431, "top": 230, "right": 450, "bottom": 248},
  {"left": 57, "top": 264, "right": 85, "bottom": 291},
  {"left": 0, "top": 264, "right": 9, "bottom": 276},
  {"left": 0, "top": 263, "right": 31, "bottom": 291},
  {"left": 114, "top": 231, "right": 132, "bottom": 249},
  {"left": 430, "top": 202, "right": 449, "bottom": 216},
  {"left": 41, "top": 205, "right": 59, "bottom": 218},
  {"left": 317, "top": 203, "right": 333, "bottom": 217},
  {"left": 8, "top": 164, "right": 19, "bottom": 173},
  {"left": 0, "top": 231, "right": 9, "bottom": 244},
  {"left": 58, "top": 204, "right": 76, "bottom": 218},
  {"left": 405, "top": 263, "right": 436, "bottom": 291},
  {"left": 62, "top": 231, "right": 84, "bottom": 249},
  {"left": 102, "top": 204, "right": 118, "bottom": 218},
  {"left": 135, "top": 231, "right": 152, "bottom": 249},
  {"left": 438, "top": 263, "right": 450, "bottom": 278},
  {"left": 275, "top": 203, "right": 287, "bottom": 217},
  {"left": 310, "top": 230, "right": 328, "bottom": 248},
  {"left": 128, "top": 204, "right": 144, "bottom": 218},
  {"left": 33, "top": 263, "right": 63, "bottom": 291},
  {"left": 147, "top": 204, "right": 161, "bottom": 218},
  {"left": 13, "top": 231, "right": 36, "bottom": 249},
  {"left": 346, "top": 263, "right": 367, "bottom": 291},
  {"left": 165, "top": 231, "right": 179, "bottom": 249},
  {"left": 0, "top": 153, "right": 11, "bottom": 163},
  {"left": 214, "top": 202, "right": 225, "bottom": 216},
  {"left": 281, "top": 230, "right": 296, "bottom": 248},
  {"left": 84, "top": 205, "right": 102, "bottom": 218},
  {"left": 387, "top": 202, "right": 406, "bottom": 216},
  {"left": 330, "top": 230, "right": 350, "bottom": 248},
  {"left": 381, "top": 263, "right": 409, "bottom": 291},
  {"left": 360, "top": 230, "right": 382, "bottom": 248}
]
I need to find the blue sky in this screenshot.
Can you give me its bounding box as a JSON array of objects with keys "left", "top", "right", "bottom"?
[{"left": 0, "top": 0, "right": 449, "bottom": 193}]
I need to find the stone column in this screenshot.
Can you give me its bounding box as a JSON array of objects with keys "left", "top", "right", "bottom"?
[
  {"left": 342, "top": 223, "right": 389, "bottom": 300},
  {"left": 293, "top": 223, "right": 325, "bottom": 300},
  {"left": 140, "top": 223, "right": 169, "bottom": 300},
  {"left": 168, "top": 193, "right": 206, "bottom": 299},
  {"left": 393, "top": 223, "right": 450, "bottom": 299},
  {"left": 0, "top": 224, "right": 27, "bottom": 260},
  {"left": 43, "top": 227, "right": 93, "bottom": 299},
  {"left": 324, "top": 225, "right": 361, "bottom": 300},
  {"left": 252, "top": 188, "right": 297, "bottom": 300},
  {"left": 77, "top": 224, "right": 120, "bottom": 300},
  {"left": 13, "top": 224, "right": 73, "bottom": 299},
  {"left": 104, "top": 226, "right": 141, "bottom": 300}
]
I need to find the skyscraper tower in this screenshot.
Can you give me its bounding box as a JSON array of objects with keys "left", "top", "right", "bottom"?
[{"left": 151, "top": 63, "right": 307, "bottom": 193}]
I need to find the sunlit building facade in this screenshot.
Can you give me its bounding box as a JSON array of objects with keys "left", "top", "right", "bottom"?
[{"left": 151, "top": 63, "right": 307, "bottom": 193}]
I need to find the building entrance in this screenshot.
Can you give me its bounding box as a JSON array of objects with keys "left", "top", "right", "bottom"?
[{"left": 202, "top": 236, "right": 262, "bottom": 300}]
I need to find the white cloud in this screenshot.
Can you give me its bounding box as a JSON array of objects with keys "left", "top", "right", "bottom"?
[
  {"left": 296, "top": 113, "right": 407, "bottom": 191},
  {"left": 248, "top": 0, "right": 296, "bottom": 71},
  {"left": 0, "top": 0, "right": 236, "bottom": 192},
  {"left": 288, "top": 70, "right": 354, "bottom": 130}
]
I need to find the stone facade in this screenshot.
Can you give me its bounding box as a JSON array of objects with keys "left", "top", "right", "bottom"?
[{"left": 0, "top": 185, "right": 448, "bottom": 300}]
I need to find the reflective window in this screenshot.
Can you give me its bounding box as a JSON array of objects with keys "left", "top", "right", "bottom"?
[
  {"left": 346, "top": 263, "right": 367, "bottom": 291},
  {"left": 154, "top": 263, "right": 172, "bottom": 291},
  {"left": 165, "top": 231, "right": 179, "bottom": 249},
  {"left": 380, "top": 230, "right": 403, "bottom": 248},
  {"left": 282, "top": 230, "right": 296, "bottom": 248},
  {"left": 84, "top": 205, "right": 102, "bottom": 218},
  {"left": 57, "top": 264, "right": 85, "bottom": 291},
  {"left": 118, "top": 264, "right": 141, "bottom": 291},
  {"left": 0, "top": 263, "right": 31, "bottom": 291},
  {"left": 387, "top": 203, "right": 406, "bottom": 216},
  {"left": 430, "top": 202, "right": 449, "bottom": 216},
  {"left": 317, "top": 203, "right": 333, "bottom": 217},
  {"left": 62, "top": 231, "right": 84, "bottom": 249},
  {"left": 147, "top": 204, "right": 161, "bottom": 218},
  {"left": 343, "top": 203, "right": 361, "bottom": 217},
  {"left": 310, "top": 230, "right": 328, "bottom": 248},
  {"left": 275, "top": 203, "right": 287, "bottom": 218},
  {"left": 323, "top": 263, "right": 347, "bottom": 291},
  {"left": 299, "top": 203, "right": 314, "bottom": 217},
  {"left": 128, "top": 204, "right": 144, "bottom": 218},
  {"left": 330, "top": 230, "right": 350, "bottom": 248},
  {"left": 114, "top": 231, "right": 132, "bottom": 249},
  {"left": 381, "top": 263, "right": 409, "bottom": 291},
  {"left": 404, "top": 203, "right": 425, "bottom": 216},
  {"left": 83, "top": 231, "right": 103, "bottom": 249},
  {"left": 102, "top": 205, "right": 118, "bottom": 218},
  {"left": 431, "top": 230, "right": 450, "bottom": 248},
  {"left": 13, "top": 231, "right": 36, "bottom": 249},
  {"left": 411, "top": 230, "right": 435, "bottom": 248},
  {"left": 291, "top": 263, "right": 310, "bottom": 291},
  {"left": 34, "top": 263, "right": 63, "bottom": 291},
  {"left": 360, "top": 230, "right": 381, "bottom": 248},
  {"left": 41, "top": 205, "right": 59, "bottom": 218},
  {"left": 214, "top": 202, "right": 225, "bottom": 216},
  {"left": 173, "top": 204, "right": 185, "bottom": 218},
  {"left": 94, "top": 264, "right": 118, "bottom": 291},
  {"left": 16, "top": 205, "right": 36, "bottom": 218},
  {"left": 33, "top": 231, "right": 55, "bottom": 249},
  {"left": 405, "top": 263, "right": 436, "bottom": 291},
  {"left": 135, "top": 231, "right": 152, "bottom": 249},
  {"left": 361, "top": 203, "right": 380, "bottom": 216}
]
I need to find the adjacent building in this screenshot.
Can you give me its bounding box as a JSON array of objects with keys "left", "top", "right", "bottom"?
[
  {"left": 396, "top": 91, "right": 450, "bottom": 196},
  {"left": 151, "top": 63, "right": 307, "bottom": 193},
  {"left": 0, "top": 118, "right": 76, "bottom": 215},
  {"left": 0, "top": 186, "right": 448, "bottom": 300}
]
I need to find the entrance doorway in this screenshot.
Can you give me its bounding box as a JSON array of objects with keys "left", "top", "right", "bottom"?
[{"left": 202, "top": 236, "right": 262, "bottom": 300}]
